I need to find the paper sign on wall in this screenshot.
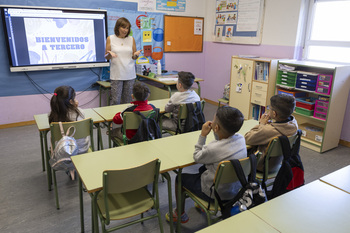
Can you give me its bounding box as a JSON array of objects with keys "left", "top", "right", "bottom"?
[{"left": 194, "top": 19, "right": 203, "bottom": 35}]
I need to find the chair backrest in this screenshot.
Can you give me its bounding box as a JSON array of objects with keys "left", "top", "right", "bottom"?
[
  {"left": 214, "top": 157, "right": 251, "bottom": 186},
  {"left": 50, "top": 118, "right": 94, "bottom": 151},
  {"left": 176, "top": 100, "right": 205, "bottom": 133},
  {"left": 122, "top": 110, "right": 157, "bottom": 131},
  {"left": 103, "top": 159, "right": 160, "bottom": 194},
  {"left": 263, "top": 133, "right": 300, "bottom": 173},
  {"left": 177, "top": 100, "right": 205, "bottom": 120}
]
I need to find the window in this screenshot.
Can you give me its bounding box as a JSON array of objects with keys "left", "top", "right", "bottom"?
[{"left": 304, "top": 0, "right": 350, "bottom": 64}]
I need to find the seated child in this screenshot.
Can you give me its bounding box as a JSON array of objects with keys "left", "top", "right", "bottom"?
[
  {"left": 112, "top": 82, "right": 154, "bottom": 140},
  {"left": 245, "top": 94, "right": 298, "bottom": 172},
  {"left": 162, "top": 71, "right": 200, "bottom": 131},
  {"left": 166, "top": 106, "right": 247, "bottom": 223},
  {"left": 49, "top": 85, "right": 90, "bottom": 179}
]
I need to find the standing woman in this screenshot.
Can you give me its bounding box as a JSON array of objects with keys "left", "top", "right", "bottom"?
[{"left": 105, "top": 17, "right": 142, "bottom": 105}]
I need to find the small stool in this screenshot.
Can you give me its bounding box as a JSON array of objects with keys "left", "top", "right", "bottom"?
[{"left": 218, "top": 98, "right": 229, "bottom": 108}]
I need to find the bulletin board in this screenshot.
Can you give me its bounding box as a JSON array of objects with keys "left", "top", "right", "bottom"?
[
  {"left": 214, "top": 0, "right": 265, "bottom": 45},
  {"left": 164, "top": 15, "right": 204, "bottom": 52}
]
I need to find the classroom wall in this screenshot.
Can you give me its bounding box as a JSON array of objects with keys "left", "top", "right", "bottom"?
[{"left": 1, "top": 0, "right": 349, "bottom": 143}]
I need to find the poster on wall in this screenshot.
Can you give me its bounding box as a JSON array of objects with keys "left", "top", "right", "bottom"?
[
  {"left": 214, "top": 0, "right": 264, "bottom": 45},
  {"left": 156, "top": 0, "right": 186, "bottom": 12},
  {"left": 102, "top": 8, "right": 165, "bottom": 76},
  {"left": 139, "top": 0, "right": 155, "bottom": 12}
]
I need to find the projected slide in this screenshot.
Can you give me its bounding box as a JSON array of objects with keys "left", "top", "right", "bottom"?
[{"left": 24, "top": 18, "right": 96, "bottom": 65}]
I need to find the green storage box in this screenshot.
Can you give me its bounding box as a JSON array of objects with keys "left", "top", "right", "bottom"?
[{"left": 295, "top": 107, "right": 314, "bottom": 116}]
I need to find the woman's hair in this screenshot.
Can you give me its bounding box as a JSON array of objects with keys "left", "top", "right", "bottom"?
[
  {"left": 216, "top": 106, "right": 244, "bottom": 136},
  {"left": 133, "top": 82, "right": 150, "bottom": 101},
  {"left": 114, "top": 17, "right": 131, "bottom": 37},
  {"left": 48, "top": 86, "right": 82, "bottom": 123},
  {"left": 178, "top": 71, "right": 195, "bottom": 90}
]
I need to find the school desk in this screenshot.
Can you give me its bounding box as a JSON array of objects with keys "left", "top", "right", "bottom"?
[
  {"left": 71, "top": 141, "right": 179, "bottom": 233},
  {"left": 148, "top": 119, "right": 258, "bottom": 232},
  {"left": 250, "top": 180, "right": 350, "bottom": 233},
  {"left": 137, "top": 73, "right": 203, "bottom": 100},
  {"left": 92, "top": 98, "right": 168, "bottom": 148},
  {"left": 196, "top": 209, "right": 279, "bottom": 233},
  {"left": 96, "top": 81, "right": 111, "bottom": 107},
  {"left": 33, "top": 109, "right": 105, "bottom": 191},
  {"left": 320, "top": 165, "right": 350, "bottom": 194}
]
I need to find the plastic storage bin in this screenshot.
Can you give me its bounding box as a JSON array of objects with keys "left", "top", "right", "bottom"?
[
  {"left": 296, "top": 72, "right": 318, "bottom": 91},
  {"left": 316, "top": 74, "right": 333, "bottom": 95},
  {"left": 295, "top": 107, "right": 314, "bottom": 116},
  {"left": 315, "top": 100, "right": 329, "bottom": 108},
  {"left": 314, "top": 111, "right": 327, "bottom": 120},
  {"left": 277, "top": 70, "right": 297, "bottom": 87},
  {"left": 296, "top": 97, "right": 317, "bottom": 110},
  {"left": 278, "top": 89, "right": 307, "bottom": 98}
]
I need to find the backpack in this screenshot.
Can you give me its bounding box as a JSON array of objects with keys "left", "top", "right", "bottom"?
[
  {"left": 265, "top": 129, "right": 304, "bottom": 200},
  {"left": 183, "top": 101, "right": 205, "bottom": 133},
  {"left": 127, "top": 108, "right": 162, "bottom": 144},
  {"left": 214, "top": 154, "right": 267, "bottom": 220},
  {"left": 49, "top": 123, "right": 78, "bottom": 171}
]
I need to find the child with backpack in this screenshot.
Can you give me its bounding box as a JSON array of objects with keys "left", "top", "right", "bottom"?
[
  {"left": 244, "top": 94, "right": 298, "bottom": 172},
  {"left": 165, "top": 106, "right": 247, "bottom": 223},
  {"left": 111, "top": 82, "right": 156, "bottom": 140},
  {"left": 162, "top": 71, "right": 201, "bottom": 131},
  {"left": 49, "top": 85, "right": 90, "bottom": 179}
]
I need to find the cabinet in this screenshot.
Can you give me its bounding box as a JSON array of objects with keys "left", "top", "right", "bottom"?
[
  {"left": 229, "top": 56, "right": 278, "bottom": 120},
  {"left": 276, "top": 60, "right": 350, "bottom": 153}
]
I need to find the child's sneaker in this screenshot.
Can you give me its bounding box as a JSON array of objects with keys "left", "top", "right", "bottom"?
[{"left": 165, "top": 208, "right": 189, "bottom": 223}]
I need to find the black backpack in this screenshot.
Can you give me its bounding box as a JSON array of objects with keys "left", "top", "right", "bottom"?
[
  {"left": 265, "top": 129, "right": 304, "bottom": 200},
  {"left": 128, "top": 109, "right": 162, "bottom": 144},
  {"left": 183, "top": 101, "right": 205, "bottom": 133},
  {"left": 214, "top": 154, "right": 267, "bottom": 220}
]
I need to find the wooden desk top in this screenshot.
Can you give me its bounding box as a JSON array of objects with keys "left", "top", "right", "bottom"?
[
  {"left": 137, "top": 73, "right": 204, "bottom": 86},
  {"left": 92, "top": 98, "right": 168, "bottom": 121},
  {"left": 320, "top": 165, "right": 350, "bottom": 194},
  {"left": 197, "top": 210, "right": 279, "bottom": 233},
  {"left": 71, "top": 141, "right": 178, "bottom": 193},
  {"left": 96, "top": 80, "right": 111, "bottom": 88},
  {"left": 33, "top": 109, "right": 105, "bottom": 131},
  {"left": 250, "top": 180, "right": 350, "bottom": 233}
]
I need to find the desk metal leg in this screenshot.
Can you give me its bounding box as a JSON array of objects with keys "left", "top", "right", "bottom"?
[
  {"left": 39, "top": 132, "right": 45, "bottom": 171},
  {"left": 79, "top": 177, "right": 85, "bottom": 233},
  {"left": 99, "top": 86, "right": 102, "bottom": 107},
  {"left": 161, "top": 172, "right": 174, "bottom": 233},
  {"left": 92, "top": 192, "right": 100, "bottom": 233},
  {"left": 177, "top": 168, "right": 183, "bottom": 233},
  {"left": 167, "top": 86, "right": 172, "bottom": 97},
  {"left": 95, "top": 123, "right": 103, "bottom": 150},
  {"left": 43, "top": 131, "right": 52, "bottom": 191}
]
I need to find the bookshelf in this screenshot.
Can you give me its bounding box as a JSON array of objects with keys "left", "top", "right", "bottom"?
[
  {"left": 276, "top": 60, "right": 350, "bottom": 153},
  {"left": 229, "top": 56, "right": 278, "bottom": 120}
]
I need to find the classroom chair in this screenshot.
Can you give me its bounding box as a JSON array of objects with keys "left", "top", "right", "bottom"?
[
  {"left": 111, "top": 109, "right": 159, "bottom": 146},
  {"left": 182, "top": 157, "right": 251, "bottom": 226},
  {"left": 255, "top": 133, "right": 300, "bottom": 190},
  {"left": 95, "top": 159, "right": 164, "bottom": 233},
  {"left": 160, "top": 100, "right": 205, "bottom": 135},
  {"left": 49, "top": 118, "right": 95, "bottom": 209}
]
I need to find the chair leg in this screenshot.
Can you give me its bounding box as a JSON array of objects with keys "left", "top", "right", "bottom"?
[
  {"left": 52, "top": 170, "right": 60, "bottom": 209},
  {"left": 157, "top": 209, "right": 164, "bottom": 233},
  {"left": 141, "top": 213, "right": 144, "bottom": 224}
]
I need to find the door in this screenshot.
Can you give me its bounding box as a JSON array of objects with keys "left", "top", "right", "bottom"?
[{"left": 229, "top": 58, "right": 253, "bottom": 119}]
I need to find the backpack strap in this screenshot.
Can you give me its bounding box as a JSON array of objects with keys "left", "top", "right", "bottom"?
[{"left": 58, "top": 122, "right": 76, "bottom": 137}]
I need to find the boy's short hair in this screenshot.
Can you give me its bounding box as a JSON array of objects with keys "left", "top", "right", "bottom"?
[
  {"left": 270, "top": 94, "right": 296, "bottom": 120},
  {"left": 178, "top": 71, "right": 195, "bottom": 90},
  {"left": 133, "top": 82, "right": 150, "bottom": 101},
  {"left": 216, "top": 106, "right": 244, "bottom": 135}
]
